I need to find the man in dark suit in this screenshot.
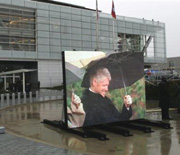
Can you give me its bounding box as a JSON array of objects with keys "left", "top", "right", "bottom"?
[
  {"left": 81, "top": 68, "right": 132, "bottom": 126},
  {"left": 159, "top": 76, "right": 171, "bottom": 120}
]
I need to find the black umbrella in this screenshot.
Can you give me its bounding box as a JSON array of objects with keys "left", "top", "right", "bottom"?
[{"left": 81, "top": 51, "right": 144, "bottom": 93}]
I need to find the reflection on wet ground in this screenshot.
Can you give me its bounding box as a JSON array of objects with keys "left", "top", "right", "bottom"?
[{"left": 1, "top": 100, "right": 180, "bottom": 155}]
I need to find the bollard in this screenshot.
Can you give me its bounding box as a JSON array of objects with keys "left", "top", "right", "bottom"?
[
  {"left": 18, "top": 92, "right": 21, "bottom": 104},
  {"left": 6, "top": 94, "right": 9, "bottom": 107},
  {"left": 60, "top": 90, "right": 63, "bottom": 99},
  {"left": 12, "top": 93, "right": 15, "bottom": 105},
  {"left": 23, "top": 92, "right": 26, "bottom": 104},
  {"left": 49, "top": 90, "right": 51, "bottom": 100},
  {"left": 55, "top": 90, "right": 58, "bottom": 99},
  {"left": 29, "top": 92, "right": 32, "bottom": 103},
  {"left": 42, "top": 90, "right": 45, "bottom": 101},
  {"left": 0, "top": 126, "right": 5, "bottom": 134},
  {"left": 36, "top": 91, "right": 39, "bottom": 102},
  {"left": 1, "top": 94, "right": 4, "bottom": 108}
]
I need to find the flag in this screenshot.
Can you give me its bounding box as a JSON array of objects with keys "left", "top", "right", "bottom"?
[
  {"left": 96, "top": 0, "right": 99, "bottom": 20},
  {"left": 111, "top": 0, "right": 116, "bottom": 19}
]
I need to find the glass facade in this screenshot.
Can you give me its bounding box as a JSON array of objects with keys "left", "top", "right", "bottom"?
[
  {"left": 0, "top": 0, "right": 166, "bottom": 63},
  {"left": 0, "top": 4, "right": 36, "bottom": 51},
  {"left": 0, "top": 0, "right": 167, "bottom": 87}
]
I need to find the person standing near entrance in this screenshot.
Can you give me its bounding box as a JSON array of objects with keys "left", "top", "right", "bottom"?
[
  {"left": 159, "top": 76, "right": 171, "bottom": 120},
  {"left": 174, "top": 82, "right": 180, "bottom": 113}
]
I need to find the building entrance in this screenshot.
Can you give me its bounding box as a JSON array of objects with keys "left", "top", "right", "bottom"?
[{"left": 0, "top": 61, "right": 38, "bottom": 93}]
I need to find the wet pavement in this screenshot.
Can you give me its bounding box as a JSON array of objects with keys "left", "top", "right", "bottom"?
[
  {"left": 0, "top": 133, "right": 86, "bottom": 155},
  {"left": 1, "top": 100, "right": 180, "bottom": 155}
]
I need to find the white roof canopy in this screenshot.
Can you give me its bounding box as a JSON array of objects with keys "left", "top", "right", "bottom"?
[
  {"left": 0, "top": 69, "right": 37, "bottom": 93},
  {"left": 0, "top": 69, "right": 37, "bottom": 76}
]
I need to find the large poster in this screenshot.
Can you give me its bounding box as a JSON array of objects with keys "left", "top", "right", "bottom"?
[{"left": 62, "top": 51, "right": 146, "bottom": 128}]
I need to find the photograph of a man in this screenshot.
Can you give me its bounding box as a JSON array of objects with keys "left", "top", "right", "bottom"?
[{"left": 70, "top": 67, "right": 133, "bottom": 127}]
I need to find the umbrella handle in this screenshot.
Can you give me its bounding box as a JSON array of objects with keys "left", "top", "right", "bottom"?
[
  {"left": 122, "top": 80, "right": 127, "bottom": 95},
  {"left": 71, "top": 86, "right": 75, "bottom": 102},
  {"left": 71, "top": 86, "right": 75, "bottom": 94},
  {"left": 119, "top": 65, "right": 127, "bottom": 95}
]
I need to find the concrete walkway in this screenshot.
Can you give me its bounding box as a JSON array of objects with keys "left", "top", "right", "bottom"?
[
  {"left": 0, "top": 133, "right": 86, "bottom": 155},
  {"left": 1, "top": 100, "right": 180, "bottom": 155},
  {"left": 0, "top": 100, "right": 87, "bottom": 155}
]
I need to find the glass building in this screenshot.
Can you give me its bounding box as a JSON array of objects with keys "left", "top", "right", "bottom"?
[{"left": 0, "top": 0, "right": 166, "bottom": 88}]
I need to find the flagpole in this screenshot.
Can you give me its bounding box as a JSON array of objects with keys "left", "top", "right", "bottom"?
[
  {"left": 96, "top": 16, "right": 99, "bottom": 51},
  {"left": 111, "top": 0, "right": 116, "bottom": 51},
  {"left": 96, "top": 0, "right": 99, "bottom": 51},
  {"left": 113, "top": 19, "right": 115, "bottom": 51}
]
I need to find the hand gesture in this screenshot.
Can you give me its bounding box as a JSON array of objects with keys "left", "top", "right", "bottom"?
[
  {"left": 72, "top": 93, "right": 81, "bottom": 109},
  {"left": 124, "top": 95, "right": 132, "bottom": 108},
  {"left": 71, "top": 93, "right": 85, "bottom": 115}
]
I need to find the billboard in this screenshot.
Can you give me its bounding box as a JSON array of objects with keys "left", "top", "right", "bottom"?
[{"left": 62, "top": 51, "right": 146, "bottom": 128}]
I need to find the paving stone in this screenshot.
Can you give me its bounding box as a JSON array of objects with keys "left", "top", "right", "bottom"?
[{"left": 0, "top": 133, "right": 87, "bottom": 155}]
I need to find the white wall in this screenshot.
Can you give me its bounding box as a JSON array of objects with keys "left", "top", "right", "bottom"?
[{"left": 38, "top": 60, "right": 62, "bottom": 88}]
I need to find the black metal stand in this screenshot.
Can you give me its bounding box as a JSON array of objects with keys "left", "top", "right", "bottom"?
[
  {"left": 43, "top": 118, "right": 173, "bottom": 141},
  {"left": 132, "top": 119, "right": 173, "bottom": 129},
  {"left": 42, "top": 119, "right": 109, "bottom": 141},
  {"left": 113, "top": 121, "right": 154, "bottom": 133},
  {"left": 95, "top": 124, "right": 133, "bottom": 137}
]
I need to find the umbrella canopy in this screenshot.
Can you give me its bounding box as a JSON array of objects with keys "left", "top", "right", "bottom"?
[
  {"left": 64, "top": 51, "right": 106, "bottom": 85},
  {"left": 81, "top": 51, "right": 144, "bottom": 90}
]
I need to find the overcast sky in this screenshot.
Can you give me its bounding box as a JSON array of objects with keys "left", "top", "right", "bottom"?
[{"left": 57, "top": 0, "right": 180, "bottom": 58}]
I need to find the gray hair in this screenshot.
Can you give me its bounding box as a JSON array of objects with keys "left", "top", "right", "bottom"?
[{"left": 90, "top": 68, "right": 111, "bottom": 85}]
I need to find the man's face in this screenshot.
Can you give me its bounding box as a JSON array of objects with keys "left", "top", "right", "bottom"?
[{"left": 92, "top": 76, "right": 110, "bottom": 97}]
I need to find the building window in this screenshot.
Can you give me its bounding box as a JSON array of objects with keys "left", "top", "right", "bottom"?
[
  {"left": 0, "top": 5, "right": 36, "bottom": 51},
  {"left": 116, "top": 33, "right": 142, "bottom": 52}
]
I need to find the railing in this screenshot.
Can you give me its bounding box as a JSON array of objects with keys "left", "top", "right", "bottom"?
[{"left": 0, "top": 89, "right": 63, "bottom": 109}]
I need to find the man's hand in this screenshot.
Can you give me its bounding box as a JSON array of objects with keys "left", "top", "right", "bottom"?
[
  {"left": 71, "top": 93, "right": 85, "bottom": 115},
  {"left": 124, "top": 95, "right": 132, "bottom": 108},
  {"left": 72, "top": 93, "right": 81, "bottom": 109}
]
